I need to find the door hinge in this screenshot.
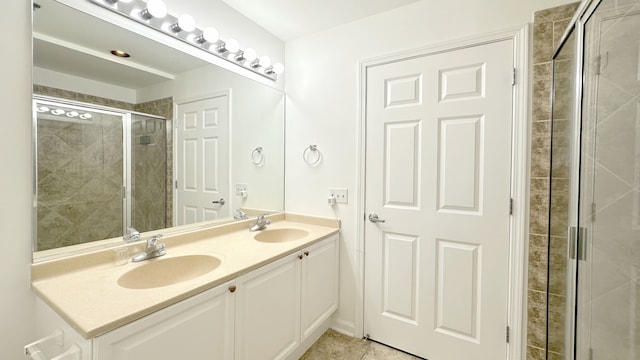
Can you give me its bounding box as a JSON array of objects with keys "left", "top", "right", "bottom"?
[
  {"left": 569, "top": 226, "right": 588, "bottom": 261},
  {"left": 511, "top": 68, "right": 516, "bottom": 86},
  {"left": 506, "top": 326, "right": 510, "bottom": 343},
  {"left": 509, "top": 198, "right": 513, "bottom": 215}
]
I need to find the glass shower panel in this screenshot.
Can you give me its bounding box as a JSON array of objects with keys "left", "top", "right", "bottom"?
[
  {"left": 577, "top": 1, "right": 640, "bottom": 358},
  {"left": 549, "top": 29, "right": 578, "bottom": 360},
  {"left": 130, "top": 114, "right": 167, "bottom": 232},
  {"left": 34, "top": 100, "right": 125, "bottom": 251}
]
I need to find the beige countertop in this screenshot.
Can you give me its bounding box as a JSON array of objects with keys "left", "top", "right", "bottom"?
[{"left": 31, "top": 213, "right": 340, "bottom": 339}]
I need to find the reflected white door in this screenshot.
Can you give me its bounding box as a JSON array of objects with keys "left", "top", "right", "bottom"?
[
  {"left": 364, "top": 40, "right": 513, "bottom": 359},
  {"left": 176, "top": 95, "right": 229, "bottom": 225}
]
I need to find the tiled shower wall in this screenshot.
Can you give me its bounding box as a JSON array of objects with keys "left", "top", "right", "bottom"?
[
  {"left": 527, "top": 3, "right": 579, "bottom": 360},
  {"left": 33, "top": 86, "right": 173, "bottom": 249}
]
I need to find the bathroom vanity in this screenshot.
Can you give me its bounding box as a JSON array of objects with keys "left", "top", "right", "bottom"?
[{"left": 29, "top": 214, "right": 340, "bottom": 360}]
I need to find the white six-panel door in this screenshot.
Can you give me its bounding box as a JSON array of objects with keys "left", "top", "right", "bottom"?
[
  {"left": 176, "top": 95, "right": 230, "bottom": 225},
  {"left": 364, "top": 40, "right": 514, "bottom": 359}
]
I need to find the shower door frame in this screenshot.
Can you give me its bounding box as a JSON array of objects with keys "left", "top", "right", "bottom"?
[
  {"left": 550, "top": 0, "right": 612, "bottom": 358},
  {"left": 32, "top": 95, "right": 166, "bottom": 249}
]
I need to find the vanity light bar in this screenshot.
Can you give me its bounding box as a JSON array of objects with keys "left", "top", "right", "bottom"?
[{"left": 90, "top": 0, "right": 283, "bottom": 81}]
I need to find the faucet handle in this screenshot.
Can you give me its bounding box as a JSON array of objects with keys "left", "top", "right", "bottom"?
[{"left": 148, "top": 234, "right": 163, "bottom": 246}]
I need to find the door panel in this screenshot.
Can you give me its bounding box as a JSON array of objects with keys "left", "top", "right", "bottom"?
[
  {"left": 364, "top": 39, "right": 513, "bottom": 360},
  {"left": 176, "top": 95, "right": 229, "bottom": 225}
]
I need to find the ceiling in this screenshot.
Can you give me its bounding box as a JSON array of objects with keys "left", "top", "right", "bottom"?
[
  {"left": 33, "top": 0, "right": 208, "bottom": 90},
  {"left": 220, "top": 0, "right": 422, "bottom": 41}
]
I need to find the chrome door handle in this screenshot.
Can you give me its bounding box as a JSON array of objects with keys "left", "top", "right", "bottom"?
[
  {"left": 212, "top": 198, "right": 225, "bottom": 205},
  {"left": 368, "top": 213, "right": 386, "bottom": 223}
]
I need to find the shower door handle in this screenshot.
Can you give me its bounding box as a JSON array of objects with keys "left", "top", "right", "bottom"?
[{"left": 212, "top": 198, "right": 225, "bottom": 206}]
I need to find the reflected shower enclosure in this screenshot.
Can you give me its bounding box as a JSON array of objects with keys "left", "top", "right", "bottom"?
[{"left": 33, "top": 97, "right": 167, "bottom": 251}]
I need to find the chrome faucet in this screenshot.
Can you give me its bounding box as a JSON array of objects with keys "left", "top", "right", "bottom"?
[
  {"left": 234, "top": 209, "right": 248, "bottom": 220},
  {"left": 131, "top": 235, "right": 166, "bottom": 262},
  {"left": 249, "top": 214, "right": 271, "bottom": 232},
  {"left": 123, "top": 227, "right": 140, "bottom": 242}
]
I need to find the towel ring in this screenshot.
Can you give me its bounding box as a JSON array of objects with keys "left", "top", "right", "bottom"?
[
  {"left": 303, "top": 144, "right": 321, "bottom": 165},
  {"left": 251, "top": 147, "right": 264, "bottom": 165}
]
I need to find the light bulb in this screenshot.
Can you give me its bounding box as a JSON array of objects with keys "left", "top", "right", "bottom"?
[
  {"left": 175, "top": 14, "right": 196, "bottom": 32},
  {"left": 36, "top": 106, "right": 50, "bottom": 113},
  {"left": 243, "top": 48, "right": 257, "bottom": 61},
  {"left": 225, "top": 38, "right": 240, "bottom": 53},
  {"left": 195, "top": 27, "right": 218, "bottom": 44},
  {"left": 272, "top": 62, "right": 284, "bottom": 74},
  {"left": 79, "top": 113, "right": 93, "bottom": 120},
  {"left": 140, "top": 0, "right": 167, "bottom": 20},
  {"left": 66, "top": 111, "right": 79, "bottom": 118},
  {"left": 51, "top": 109, "right": 65, "bottom": 115},
  {"left": 258, "top": 55, "right": 271, "bottom": 68}
]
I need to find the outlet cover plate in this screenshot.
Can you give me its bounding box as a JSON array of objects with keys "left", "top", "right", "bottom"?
[
  {"left": 328, "top": 188, "right": 348, "bottom": 204},
  {"left": 235, "top": 183, "right": 248, "bottom": 196}
]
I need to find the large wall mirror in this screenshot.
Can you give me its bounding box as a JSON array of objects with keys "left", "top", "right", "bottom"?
[{"left": 32, "top": 0, "right": 285, "bottom": 261}]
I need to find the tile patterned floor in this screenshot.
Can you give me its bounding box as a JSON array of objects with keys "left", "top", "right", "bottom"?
[{"left": 301, "top": 329, "right": 424, "bottom": 360}]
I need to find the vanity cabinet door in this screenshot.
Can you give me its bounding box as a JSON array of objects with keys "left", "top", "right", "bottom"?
[
  {"left": 93, "top": 281, "right": 235, "bottom": 360},
  {"left": 234, "top": 253, "right": 301, "bottom": 360},
  {"left": 300, "top": 235, "right": 339, "bottom": 340}
]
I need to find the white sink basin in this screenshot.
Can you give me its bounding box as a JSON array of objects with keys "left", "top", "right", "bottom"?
[
  {"left": 253, "top": 228, "right": 309, "bottom": 243},
  {"left": 118, "top": 255, "right": 221, "bottom": 289}
]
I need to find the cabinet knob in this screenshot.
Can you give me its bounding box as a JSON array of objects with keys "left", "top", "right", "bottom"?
[
  {"left": 304, "top": 251, "right": 310, "bottom": 257},
  {"left": 229, "top": 285, "right": 237, "bottom": 293},
  {"left": 298, "top": 254, "right": 304, "bottom": 260}
]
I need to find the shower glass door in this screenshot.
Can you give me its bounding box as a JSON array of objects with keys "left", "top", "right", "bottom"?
[
  {"left": 34, "top": 97, "right": 168, "bottom": 252},
  {"left": 576, "top": 0, "right": 640, "bottom": 358},
  {"left": 34, "top": 99, "right": 126, "bottom": 251}
]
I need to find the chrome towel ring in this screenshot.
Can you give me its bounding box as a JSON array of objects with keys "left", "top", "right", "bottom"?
[
  {"left": 251, "top": 146, "right": 264, "bottom": 165},
  {"left": 303, "top": 144, "right": 321, "bottom": 165}
]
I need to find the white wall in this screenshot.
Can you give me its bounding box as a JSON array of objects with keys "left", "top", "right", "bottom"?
[
  {"left": 0, "top": 1, "right": 36, "bottom": 359},
  {"left": 284, "top": 0, "right": 576, "bottom": 335},
  {"left": 34, "top": 67, "right": 138, "bottom": 103}
]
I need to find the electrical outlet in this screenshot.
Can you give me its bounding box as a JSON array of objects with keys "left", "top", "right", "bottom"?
[
  {"left": 328, "top": 188, "right": 348, "bottom": 204},
  {"left": 235, "top": 183, "right": 248, "bottom": 196}
]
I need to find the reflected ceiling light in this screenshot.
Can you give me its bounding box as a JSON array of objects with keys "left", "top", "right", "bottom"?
[
  {"left": 169, "top": 14, "right": 196, "bottom": 33},
  {"left": 51, "top": 109, "right": 65, "bottom": 115},
  {"left": 111, "top": 49, "right": 131, "bottom": 57},
  {"left": 139, "top": 0, "right": 167, "bottom": 20},
  {"left": 265, "top": 62, "right": 284, "bottom": 75},
  {"left": 79, "top": 113, "right": 93, "bottom": 120},
  {"left": 36, "top": 106, "right": 50, "bottom": 113},
  {"left": 194, "top": 27, "right": 218, "bottom": 44}
]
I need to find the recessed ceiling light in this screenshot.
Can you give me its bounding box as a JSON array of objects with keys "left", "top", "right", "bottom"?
[{"left": 110, "top": 50, "right": 131, "bottom": 58}]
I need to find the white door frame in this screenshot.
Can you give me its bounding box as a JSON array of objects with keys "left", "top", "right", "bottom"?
[
  {"left": 354, "top": 25, "right": 530, "bottom": 360},
  {"left": 173, "top": 90, "right": 233, "bottom": 225}
]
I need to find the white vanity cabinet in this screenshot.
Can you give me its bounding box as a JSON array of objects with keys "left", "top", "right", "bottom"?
[
  {"left": 93, "top": 280, "right": 236, "bottom": 360},
  {"left": 300, "top": 235, "right": 339, "bottom": 340},
  {"left": 235, "top": 234, "right": 339, "bottom": 360},
  {"left": 234, "top": 252, "right": 302, "bottom": 360},
  {"left": 32, "top": 233, "right": 339, "bottom": 360}
]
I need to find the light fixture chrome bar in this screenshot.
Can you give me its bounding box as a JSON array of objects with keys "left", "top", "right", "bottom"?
[{"left": 90, "top": 0, "right": 280, "bottom": 81}]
